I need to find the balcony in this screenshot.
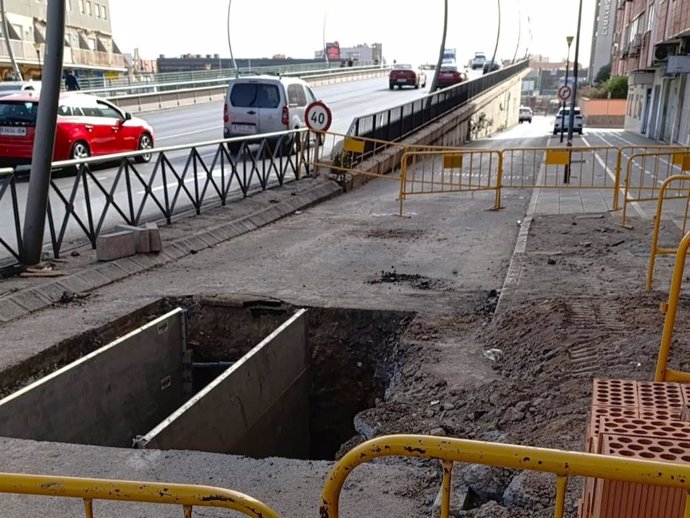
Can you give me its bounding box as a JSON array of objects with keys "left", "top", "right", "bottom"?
[{"left": 0, "top": 39, "right": 125, "bottom": 71}]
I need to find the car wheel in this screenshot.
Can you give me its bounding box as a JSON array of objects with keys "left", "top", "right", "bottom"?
[
  {"left": 389, "top": 84, "right": 394, "bottom": 90},
  {"left": 226, "top": 141, "right": 243, "bottom": 155},
  {"left": 578, "top": 129, "right": 583, "bottom": 135},
  {"left": 71, "top": 141, "right": 90, "bottom": 161},
  {"left": 414, "top": 82, "right": 419, "bottom": 89},
  {"left": 553, "top": 130, "right": 557, "bottom": 136},
  {"left": 134, "top": 132, "right": 153, "bottom": 163}
]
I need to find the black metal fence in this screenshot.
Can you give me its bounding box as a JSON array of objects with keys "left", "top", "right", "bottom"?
[
  {"left": 0, "top": 131, "right": 313, "bottom": 270},
  {"left": 347, "top": 60, "right": 530, "bottom": 145}
]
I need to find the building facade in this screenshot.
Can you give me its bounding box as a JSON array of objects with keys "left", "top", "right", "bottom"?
[
  {"left": 612, "top": 0, "right": 690, "bottom": 143},
  {"left": 589, "top": 0, "right": 616, "bottom": 82},
  {"left": 0, "top": 0, "right": 125, "bottom": 82}
]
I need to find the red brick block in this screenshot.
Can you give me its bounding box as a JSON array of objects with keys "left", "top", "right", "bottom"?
[
  {"left": 593, "top": 379, "right": 638, "bottom": 408},
  {"left": 637, "top": 382, "right": 683, "bottom": 412}
]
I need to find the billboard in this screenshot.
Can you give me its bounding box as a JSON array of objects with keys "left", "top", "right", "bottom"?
[{"left": 326, "top": 42, "right": 340, "bottom": 61}]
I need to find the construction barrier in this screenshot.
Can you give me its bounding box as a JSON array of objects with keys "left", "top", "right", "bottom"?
[
  {"left": 320, "top": 434, "right": 690, "bottom": 518},
  {"left": 621, "top": 151, "right": 690, "bottom": 226},
  {"left": 398, "top": 149, "right": 502, "bottom": 216},
  {"left": 0, "top": 472, "right": 279, "bottom": 518},
  {"left": 655, "top": 230, "right": 690, "bottom": 383},
  {"left": 646, "top": 175, "right": 690, "bottom": 290}
]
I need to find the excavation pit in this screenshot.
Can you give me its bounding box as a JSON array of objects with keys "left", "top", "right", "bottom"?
[{"left": 0, "top": 296, "right": 413, "bottom": 460}]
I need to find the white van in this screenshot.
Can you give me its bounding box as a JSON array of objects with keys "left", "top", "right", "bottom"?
[{"left": 223, "top": 75, "right": 320, "bottom": 154}]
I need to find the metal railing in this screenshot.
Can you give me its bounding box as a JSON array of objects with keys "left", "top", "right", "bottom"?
[
  {"left": 0, "top": 130, "right": 314, "bottom": 267},
  {"left": 0, "top": 471, "right": 279, "bottom": 518},
  {"left": 346, "top": 60, "right": 530, "bottom": 145},
  {"left": 655, "top": 230, "right": 690, "bottom": 383},
  {"left": 320, "top": 434, "right": 690, "bottom": 518},
  {"left": 646, "top": 175, "right": 690, "bottom": 290}
]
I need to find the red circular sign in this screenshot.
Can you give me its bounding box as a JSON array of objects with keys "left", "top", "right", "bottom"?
[
  {"left": 558, "top": 85, "right": 572, "bottom": 101},
  {"left": 305, "top": 101, "right": 332, "bottom": 132}
]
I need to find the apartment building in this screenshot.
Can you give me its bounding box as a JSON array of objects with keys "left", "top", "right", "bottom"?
[
  {"left": 589, "top": 0, "right": 616, "bottom": 82},
  {"left": 0, "top": 0, "right": 125, "bottom": 82},
  {"left": 612, "top": 0, "right": 690, "bottom": 142}
]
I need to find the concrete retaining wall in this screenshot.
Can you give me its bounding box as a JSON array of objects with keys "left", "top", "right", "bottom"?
[
  {"left": 137, "top": 309, "right": 309, "bottom": 458},
  {"left": 0, "top": 308, "right": 187, "bottom": 447}
]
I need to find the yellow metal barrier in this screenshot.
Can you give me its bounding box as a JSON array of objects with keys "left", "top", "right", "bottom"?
[
  {"left": 501, "top": 146, "right": 619, "bottom": 193},
  {"left": 646, "top": 175, "right": 690, "bottom": 290},
  {"left": 398, "top": 149, "right": 503, "bottom": 216},
  {"left": 0, "top": 472, "right": 279, "bottom": 518},
  {"left": 320, "top": 434, "right": 690, "bottom": 518},
  {"left": 655, "top": 230, "right": 690, "bottom": 382},
  {"left": 620, "top": 151, "right": 690, "bottom": 226}
]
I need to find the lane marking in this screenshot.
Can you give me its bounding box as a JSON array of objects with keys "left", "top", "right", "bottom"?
[{"left": 157, "top": 127, "right": 220, "bottom": 141}]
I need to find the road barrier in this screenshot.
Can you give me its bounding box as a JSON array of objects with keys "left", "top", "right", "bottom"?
[
  {"left": 655, "top": 230, "right": 690, "bottom": 383},
  {"left": 620, "top": 151, "right": 690, "bottom": 226},
  {"left": 399, "top": 149, "right": 503, "bottom": 216},
  {"left": 0, "top": 472, "right": 278, "bottom": 518},
  {"left": 320, "top": 434, "right": 690, "bottom": 518},
  {"left": 0, "top": 130, "right": 314, "bottom": 267},
  {"left": 646, "top": 175, "right": 690, "bottom": 290}
]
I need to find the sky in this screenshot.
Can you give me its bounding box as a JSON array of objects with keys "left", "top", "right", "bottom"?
[{"left": 109, "top": 0, "right": 597, "bottom": 67}]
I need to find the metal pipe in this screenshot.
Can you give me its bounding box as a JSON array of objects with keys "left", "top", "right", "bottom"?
[
  {"left": 0, "top": 0, "right": 22, "bottom": 80},
  {"left": 21, "top": 0, "right": 66, "bottom": 266}
]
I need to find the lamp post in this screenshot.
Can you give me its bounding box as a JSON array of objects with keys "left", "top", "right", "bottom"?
[
  {"left": 429, "top": 0, "right": 449, "bottom": 94},
  {"left": 34, "top": 42, "right": 42, "bottom": 79},
  {"left": 560, "top": 35, "right": 574, "bottom": 143},
  {"left": 226, "top": 0, "right": 239, "bottom": 77},
  {"left": 489, "top": 0, "right": 501, "bottom": 74}
]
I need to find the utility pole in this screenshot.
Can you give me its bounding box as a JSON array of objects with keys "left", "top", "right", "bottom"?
[
  {"left": 0, "top": 0, "right": 22, "bottom": 80},
  {"left": 429, "top": 0, "right": 448, "bottom": 93},
  {"left": 560, "top": 36, "right": 574, "bottom": 144},
  {"left": 566, "top": 0, "right": 583, "bottom": 148},
  {"left": 21, "top": 0, "right": 66, "bottom": 266}
]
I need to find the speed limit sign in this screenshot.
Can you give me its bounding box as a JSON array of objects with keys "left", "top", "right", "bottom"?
[{"left": 305, "top": 101, "right": 332, "bottom": 132}]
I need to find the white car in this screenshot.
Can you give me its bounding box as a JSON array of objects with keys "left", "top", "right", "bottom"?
[
  {"left": 553, "top": 107, "right": 584, "bottom": 135},
  {"left": 0, "top": 81, "right": 41, "bottom": 97},
  {"left": 223, "top": 75, "right": 321, "bottom": 154}
]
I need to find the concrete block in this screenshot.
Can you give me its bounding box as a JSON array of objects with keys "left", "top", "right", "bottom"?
[
  {"left": 145, "top": 222, "right": 162, "bottom": 253},
  {"left": 96, "top": 231, "right": 136, "bottom": 262},
  {"left": 115, "top": 224, "right": 150, "bottom": 253}
]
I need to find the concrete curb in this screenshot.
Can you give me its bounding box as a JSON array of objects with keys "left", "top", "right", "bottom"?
[{"left": 0, "top": 179, "right": 342, "bottom": 324}]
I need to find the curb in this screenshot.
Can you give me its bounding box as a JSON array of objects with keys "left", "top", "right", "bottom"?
[{"left": 0, "top": 179, "right": 342, "bottom": 324}]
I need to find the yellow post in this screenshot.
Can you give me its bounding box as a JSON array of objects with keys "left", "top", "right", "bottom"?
[
  {"left": 83, "top": 498, "right": 94, "bottom": 518},
  {"left": 654, "top": 231, "right": 690, "bottom": 381},
  {"left": 554, "top": 476, "right": 568, "bottom": 518},
  {"left": 621, "top": 154, "right": 638, "bottom": 227},
  {"left": 612, "top": 148, "right": 623, "bottom": 211},
  {"left": 684, "top": 491, "right": 690, "bottom": 518},
  {"left": 399, "top": 153, "right": 409, "bottom": 217},
  {"left": 494, "top": 151, "right": 504, "bottom": 210},
  {"left": 440, "top": 460, "right": 453, "bottom": 518}
]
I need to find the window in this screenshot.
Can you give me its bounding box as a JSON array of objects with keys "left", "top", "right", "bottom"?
[
  {"left": 305, "top": 87, "right": 317, "bottom": 104},
  {"left": 229, "top": 83, "right": 281, "bottom": 108},
  {"left": 101, "top": 5, "right": 107, "bottom": 19},
  {"left": 95, "top": 4, "right": 101, "bottom": 17},
  {"left": 647, "top": 4, "right": 655, "bottom": 31},
  {"left": 80, "top": 106, "right": 100, "bottom": 116},
  {"left": 57, "top": 105, "right": 73, "bottom": 116},
  {"left": 287, "top": 84, "right": 307, "bottom": 107},
  {"left": 87, "top": 37, "right": 96, "bottom": 50},
  {"left": 79, "top": 0, "right": 84, "bottom": 12},
  {"left": 96, "top": 101, "right": 122, "bottom": 119},
  {"left": 0, "top": 101, "right": 39, "bottom": 125},
  {"left": 86, "top": 1, "right": 91, "bottom": 15}
]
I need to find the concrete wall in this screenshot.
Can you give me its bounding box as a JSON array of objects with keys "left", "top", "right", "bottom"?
[
  {"left": 580, "top": 98, "right": 627, "bottom": 128},
  {"left": 138, "top": 309, "right": 309, "bottom": 458},
  {"left": 0, "top": 309, "right": 187, "bottom": 447}
]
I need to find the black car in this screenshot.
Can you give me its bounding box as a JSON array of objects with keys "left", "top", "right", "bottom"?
[{"left": 482, "top": 60, "right": 500, "bottom": 74}]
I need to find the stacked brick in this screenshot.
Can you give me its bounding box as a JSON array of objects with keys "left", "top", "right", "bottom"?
[{"left": 579, "top": 379, "right": 690, "bottom": 518}]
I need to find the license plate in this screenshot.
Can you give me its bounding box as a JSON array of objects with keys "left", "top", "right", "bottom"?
[
  {"left": 0, "top": 126, "right": 26, "bottom": 136},
  {"left": 397, "top": 79, "right": 407, "bottom": 83},
  {"left": 230, "top": 124, "right": 255, "bottom": 135}
]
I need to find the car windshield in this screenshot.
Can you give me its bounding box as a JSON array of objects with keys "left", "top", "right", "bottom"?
[
  {"left": 440, "top": 66, "right": 457, "bottom": 72},
  {"left": 0, "top": 101, "right": 38, "bottom": 125},
  {"left": 393, "top": 64, "right": 412, "bottom": 70},
  {"left": 230, "top": 83, "right": 281, "bottom": 109}
]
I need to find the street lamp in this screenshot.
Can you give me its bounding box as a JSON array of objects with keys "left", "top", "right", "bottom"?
[
  {"left": 560, "top": 35, "right": 574, "bottom": 144},
  {"left": 34, "top": 42, "right": 42, "bottom": 79},
  {"left": 226, "top": 0, "right": 239, "bottom": 77}
]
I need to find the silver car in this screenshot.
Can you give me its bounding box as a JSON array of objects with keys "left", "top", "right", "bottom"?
[
  {"left": 223, "top": 76, "right": 319, "bottom": 154},
  {"left": 0, "top": 81, "right": 41, "bottom": 97}
]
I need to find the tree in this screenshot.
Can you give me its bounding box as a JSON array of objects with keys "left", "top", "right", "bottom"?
[{"left": 595, "top": 63, "right": 611, "bottom": 85}]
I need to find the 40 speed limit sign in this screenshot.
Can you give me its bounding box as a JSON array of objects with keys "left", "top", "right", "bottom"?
[{"left": 305, "top": 101, "right": 332, "bottom": 132}]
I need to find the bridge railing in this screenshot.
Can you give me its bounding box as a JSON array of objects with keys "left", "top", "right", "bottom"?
[{"left": 346, "top": 60, "right": 530, "bottom": 144}]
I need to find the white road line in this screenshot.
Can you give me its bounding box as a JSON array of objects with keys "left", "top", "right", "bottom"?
[
  {"left": 156, "top": 127, "right": 219, "bottom": 141},
  {"left": 582, "top": 136, "right": 646, "bottom": 218}
]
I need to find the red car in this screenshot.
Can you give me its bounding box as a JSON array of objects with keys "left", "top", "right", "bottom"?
[
  {"left": 0, "top": 91, "right": 154, "bottom": 166},
  {"left": 389, "top": 64, "right": 427, "bottom": 90},
  {"left": 436, "top": 65, "right": 468, "bottom": 90}
]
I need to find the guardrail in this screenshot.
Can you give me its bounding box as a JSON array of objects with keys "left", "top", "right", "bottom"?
[
  {"left": 84, "top": 65, "right": 389, "bottom": 99},
  {"left": 0, "top": 471, "right": 279, "bottom": 518},
  {"left": 320, "top": 434, "right": 690, "bottom": 518},
  {"left": 0, "top": 130, "right": 314, "bottom": 267},
  {"left": 346, "top": 60, "right": 530, "bottom": 142}
]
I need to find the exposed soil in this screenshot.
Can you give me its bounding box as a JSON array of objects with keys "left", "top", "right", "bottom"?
[{"left": 347, "top": 212, "right": 690, "bottom": 516}]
